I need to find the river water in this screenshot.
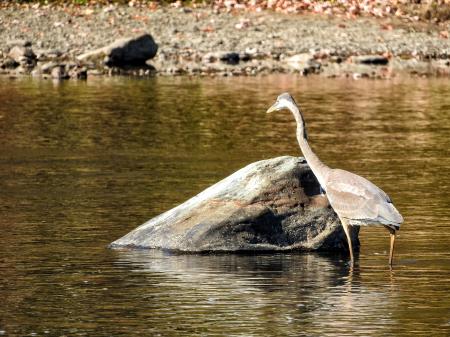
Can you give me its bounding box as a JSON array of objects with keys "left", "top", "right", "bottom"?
[{"left": 0, "top": 75, "right": 449, "bottom": 336}]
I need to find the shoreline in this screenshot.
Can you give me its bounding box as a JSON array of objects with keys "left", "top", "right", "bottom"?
[{"left": 1, "top": 4, "right": 450, "bottom": 79}]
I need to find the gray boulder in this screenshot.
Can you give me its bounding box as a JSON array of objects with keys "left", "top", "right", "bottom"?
[
  {"left": 110, "top": 156, "right": 359, "bottom": 252},
  {"left": 77, "top": 33, "right": 158, "bottom": 67},
  {"left": 285, "top": 53, "right": 321, "bottom": 75},
  {"left": 8, "top": 46, "right": 36, "bottom": 67}
]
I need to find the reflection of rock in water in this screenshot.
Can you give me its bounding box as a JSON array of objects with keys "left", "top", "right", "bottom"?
[
  {"left": 113, "top": 250, "right": 397, "bottom": 336},
  {"left": 114, "top": 249, "right": 352, "bottom": 296},
  {"left": 111, "top": 250, "right": 380, "bottom": 336},
  {"left": 111, "top": 156, "right": 359, "bottom": 252}
]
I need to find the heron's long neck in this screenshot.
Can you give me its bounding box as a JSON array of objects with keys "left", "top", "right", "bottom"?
[{"left": 288, "top": 102, "right": 330, "bottom": 189}]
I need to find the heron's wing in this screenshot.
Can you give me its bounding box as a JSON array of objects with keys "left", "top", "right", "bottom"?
[{"left": 325, "top": 169, "right": 402, "bottom": 225}]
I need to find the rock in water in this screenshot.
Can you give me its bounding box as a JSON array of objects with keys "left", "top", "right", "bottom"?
[
  {"left": 77, "top": 33, "right": 158, "bottom": 67},
  {"left": 110, "top": 156, "right": 359, "bottom": 252}
]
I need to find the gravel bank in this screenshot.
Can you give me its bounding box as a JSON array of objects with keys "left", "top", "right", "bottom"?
[{"left": 1, "top": 4, "right": 450, "bottom": 79}]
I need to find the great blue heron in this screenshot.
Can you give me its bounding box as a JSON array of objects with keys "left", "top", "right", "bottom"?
[{"left": 267, "top": 93, "right": 403, "bottom": 265}]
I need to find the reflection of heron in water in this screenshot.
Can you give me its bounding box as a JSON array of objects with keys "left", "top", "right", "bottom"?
[{"left": 267, "top": 93, "right": 404, "bottom": 265}]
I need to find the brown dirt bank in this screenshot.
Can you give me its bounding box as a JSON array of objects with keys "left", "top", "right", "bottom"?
[{"left": 1, "top": 4, "right": 450, "bottom": 79}]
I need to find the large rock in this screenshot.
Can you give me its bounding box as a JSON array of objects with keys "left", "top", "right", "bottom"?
[
  {"left": 110, "top": 156, "right": 359, "bottom": 252},
  {"left": 285, "top": 53, "right": 321, "bottom": 75},
  {"left": 8, "top": 45, "right": 36, "bottom": 67},
  {"left": 77, "top": 33, "right": 158, "bottom": 67}
]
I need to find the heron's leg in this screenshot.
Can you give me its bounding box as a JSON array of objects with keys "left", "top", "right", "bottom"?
[
  {"left": 341, "top": 218, "right": 354, "bottom": 263},
  {"left": 386, "top": 226, "right": 396, "bottom": 266}
]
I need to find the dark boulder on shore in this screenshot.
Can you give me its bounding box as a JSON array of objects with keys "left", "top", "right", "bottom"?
[
  {"left": 110, "top": 156, "right": 359, "bottom": 253},
  {"left": 77, "top": 33, "right": 158, "bottom": 67}
]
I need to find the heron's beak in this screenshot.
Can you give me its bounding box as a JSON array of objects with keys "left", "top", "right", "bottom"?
[{"left": 266, "top": 101, "right": 282, "bottom": 113}]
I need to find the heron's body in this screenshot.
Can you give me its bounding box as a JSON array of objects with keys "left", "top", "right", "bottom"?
[
  {"left": 325, "top": 168, "right": 403, "bottom": 230},
  {"left": 267, "top": 93, "right": 403, "bottom": 265}
]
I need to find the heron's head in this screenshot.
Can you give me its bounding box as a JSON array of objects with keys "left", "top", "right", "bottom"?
[{"left": 266, "top": 93, "right": 297, "bottom": 113}]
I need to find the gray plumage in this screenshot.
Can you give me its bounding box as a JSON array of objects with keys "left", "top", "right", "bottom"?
[
  {"left": 325, "top": 169, "right": 403, "bottom": 230},
  {"left": 267, "top": 92, "right": 404, "bottom": 265}
]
